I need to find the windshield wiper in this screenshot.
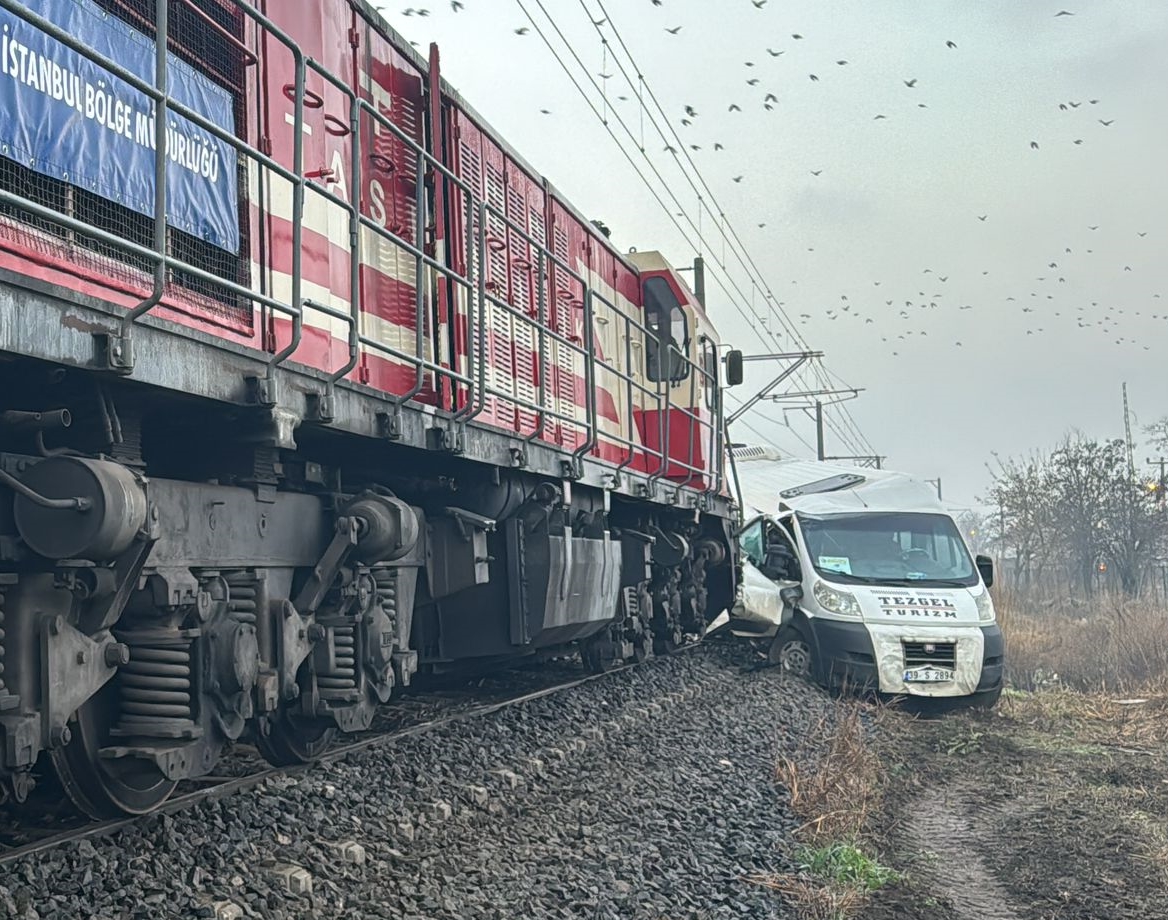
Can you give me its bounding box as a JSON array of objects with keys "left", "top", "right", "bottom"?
[{"left": 883, "top": 578, "right": 972, "bottom": 588}]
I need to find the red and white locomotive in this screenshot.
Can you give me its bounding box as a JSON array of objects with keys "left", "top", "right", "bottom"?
[{"left": 0, "top": 0, "right": 741, "bottom": 817}]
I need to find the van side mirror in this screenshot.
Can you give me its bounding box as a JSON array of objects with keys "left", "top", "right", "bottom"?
[
  {"left": 976, "top": 554, "right": 994, "bottom": 588},
  {"left": 724, "top": 349, "right": 744, "bottom": 387}
]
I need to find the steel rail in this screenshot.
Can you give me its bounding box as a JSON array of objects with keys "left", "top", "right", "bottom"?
[{"left": 0, "top": 644, "right": 698, "bottom": 868}]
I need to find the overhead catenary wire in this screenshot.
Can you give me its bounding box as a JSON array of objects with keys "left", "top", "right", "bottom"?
[
  {"left": 512, "top": 0, "right": 790, "bottom": 343},
  {"left": 570, "top": 0, "right": 875, "bottom": 456},
  {"left": 516, "top": 0, "right": 874, "bottom": 460},
  {"left": 581, "top": 0, "right": 875, "bottom": 455}
]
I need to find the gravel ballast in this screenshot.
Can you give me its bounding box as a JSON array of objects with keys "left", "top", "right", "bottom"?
[{"left": 1, "top": 641, "right": 838, "bottom": 920}]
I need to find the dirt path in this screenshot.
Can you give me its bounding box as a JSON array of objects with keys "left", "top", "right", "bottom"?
[
  {"left": 901, "top": 786, "right": 1021, "bottom": 920},
  {"left": 860, "top": 693, "right": 1168, "bottom": 920}
]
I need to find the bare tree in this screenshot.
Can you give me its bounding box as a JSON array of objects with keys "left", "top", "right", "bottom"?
[{"left": 985, "top": 434, "right": 1168, "bottom": 597}]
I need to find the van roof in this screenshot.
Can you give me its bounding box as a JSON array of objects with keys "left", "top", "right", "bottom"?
[{"left": 732, "top": 451, "right": 947, "bottom": 517}]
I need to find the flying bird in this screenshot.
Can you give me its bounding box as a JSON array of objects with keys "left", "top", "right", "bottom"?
[
  {"left": 1099, "top": 119, "right": 1114, "bottom": 126},
  {"left": 764, "top": 93, "right": 778, "bottom": 103},
  {"left": 946, "top": 40, "right": 957, "bottom": 48},
  {"left": 1030, "top": 140, "right": 1039, "bottom": 149},
  {"left": 451, "top": 0, "right": 463, "bottom": 10},
  {"left": 809, "top": 74, "right": 819, "bottom": 81},
  {"left": 977, "top": 215, "right": 987, "bottom": 221},
  {"left": 1055, "top": 10, "right": 1074, "bottom": 16},
  {"left": 767, "top": 48, "right": 784, "bottom": 56},
  {"left": 810, "top": 169, "right": 822, "bottom": 176},
  {"left": 514, "top": 26, "right": 529, "bottom": 35},
  {"left": 728, "top": 103, "right": 741, "bottom": 112},
  {"left": 684, "top": 105, "right": 698, "bottom": 117},
  {"left": 874, "top": 114, "right": 887, "bottom": 120},
  {"left": 732, "top": 175, "right": 743, "bottom": 182},
  {"left": 904, "top": 78, "right": 918, "bottom": 88},
  {"left": 791, "top": 33, "right": 803, "bottom": 39},
  {"left": 665, "top": 25, "right": 681, "bottom": 34},
  {"left": 747, "top": 78, "right": 761, "bottom": 85}
]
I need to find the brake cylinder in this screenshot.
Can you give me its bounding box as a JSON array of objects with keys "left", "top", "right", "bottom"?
[{"left": 12, "top": 457, "right": 147, "bottom": 561}]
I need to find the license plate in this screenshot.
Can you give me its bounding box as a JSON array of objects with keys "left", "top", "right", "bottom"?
[{"left": 904, "top": 666, "right": 954, "bottom": 682}]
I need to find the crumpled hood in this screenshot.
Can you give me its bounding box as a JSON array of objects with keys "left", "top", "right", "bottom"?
[{"left": 850, "top": 586, "right": 981, "bottom": 627}]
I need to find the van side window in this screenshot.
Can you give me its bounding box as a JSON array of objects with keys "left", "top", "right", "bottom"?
[
  {"left": 739, "top": 519, "right": 766, "bottom": 567},
  {"left": 644, "top": 276, "right": 689, "bottom": 382}
]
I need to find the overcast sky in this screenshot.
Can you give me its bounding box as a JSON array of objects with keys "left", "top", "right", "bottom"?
[{"left": 381, "top": 0, "right": 1168, "bottom": 507}]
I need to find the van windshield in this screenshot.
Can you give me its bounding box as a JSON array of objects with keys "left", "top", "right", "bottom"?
[{"left": 797, "top": 511, "right": 978, "bottom": 588}]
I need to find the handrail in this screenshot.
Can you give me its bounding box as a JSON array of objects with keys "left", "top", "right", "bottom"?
[{"left": 0, "top": 0, "right": 729, "bottom": 501}]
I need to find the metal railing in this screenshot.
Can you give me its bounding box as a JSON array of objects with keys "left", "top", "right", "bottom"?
[{"left": 0, "top": 0, "right": 726, "bottom": 501}]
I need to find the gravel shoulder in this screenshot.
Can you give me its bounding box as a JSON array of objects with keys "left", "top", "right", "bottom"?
[
  {"left": 1, "top": 641, "right": 836, "bottom": 920},
  {"left": 860, "top": 692, "right": 1168, "bottom": 920}
]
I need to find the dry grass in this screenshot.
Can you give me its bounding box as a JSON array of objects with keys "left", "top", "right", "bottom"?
[
  {"left": 755, "top": 705, "right": 894, "bottom": 918},
  {"left": 997, "top": 589, "right": 1168, "bottom": 694},
  {"left": 1001, "top": 686, "right": 1168, "bottom": 747},
  {"left": 743, "top": 872, "right": 865, "bottom": 920},
  {"left": 774, "top": 704, "right": 884, "bottom": 843}
]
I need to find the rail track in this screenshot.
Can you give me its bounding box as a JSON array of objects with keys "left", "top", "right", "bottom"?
[{"left": 0, "top": 654, "right": 663, "bottom": 869}]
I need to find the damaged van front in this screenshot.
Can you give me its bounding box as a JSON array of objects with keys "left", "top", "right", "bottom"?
[{"left": 731, "top": 453, "right": 1004, "bottom": 708}]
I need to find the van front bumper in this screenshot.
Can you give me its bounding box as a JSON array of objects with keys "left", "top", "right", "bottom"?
[
  {"left": 807, "top": 619, "right": 1006, "bottom": 696},
  {"left": 807, "top": 618, "right": 879, "bottom": 690},
  {"left": 977, "top": 624, "right": 1005, "bottom": 692}
]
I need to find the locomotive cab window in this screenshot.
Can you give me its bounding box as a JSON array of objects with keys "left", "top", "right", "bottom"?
[{"left": 644, "top": 276, "right": 689, "bottom": 383}]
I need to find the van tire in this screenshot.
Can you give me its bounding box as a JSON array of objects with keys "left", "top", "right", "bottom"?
[{"left": 769, "top": 625, "right": 814, "bottom": 679}]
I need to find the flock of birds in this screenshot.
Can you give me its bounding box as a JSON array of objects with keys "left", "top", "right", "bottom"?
[{"left": 383, "top": 2, "right": 1161, "bottom": 361}]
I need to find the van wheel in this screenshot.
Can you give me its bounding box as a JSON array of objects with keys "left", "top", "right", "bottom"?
[{"left": 769, "top": 626, "right": 814, "bottom": 678}]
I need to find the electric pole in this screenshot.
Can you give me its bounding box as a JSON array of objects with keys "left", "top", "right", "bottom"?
[{"left": 815, "top": 401, "right": 825, "bottom": 460}]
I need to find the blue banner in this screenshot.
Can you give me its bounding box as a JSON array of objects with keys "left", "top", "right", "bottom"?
[{"left": 0, "top": 0, "right": 239, "bottom": 253}]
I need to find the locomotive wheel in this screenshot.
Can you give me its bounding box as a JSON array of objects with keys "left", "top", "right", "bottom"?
[
  {"left": 653, "top": 631, "right": 683, "bottom": 656},
  {"left": 255, "top": 709, "right": 336, "bottom": 767},
  {"left": 50, "top": 683, "right": 177, "bottom": 819},
  {"left": 581, "top": 636, "right": 622, "bottom": 674},
  {"left": 631, "top": 630, "right": 653, "bottom": 663}
]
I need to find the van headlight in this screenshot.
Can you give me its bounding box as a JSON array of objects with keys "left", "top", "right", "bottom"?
[
  {"left": 974, "top": 589, "right": 996, "bottom": 623},
  {"left": 812, "top": 580, "right": 862, "bottom": 618}
]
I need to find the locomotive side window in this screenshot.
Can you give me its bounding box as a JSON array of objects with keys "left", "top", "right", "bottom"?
[
  {"left": 644, "top": 276, "right": 689, "bottom": 383},
  {"left": 701, "top": 337, "right": 719, "bottom": 409}
]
